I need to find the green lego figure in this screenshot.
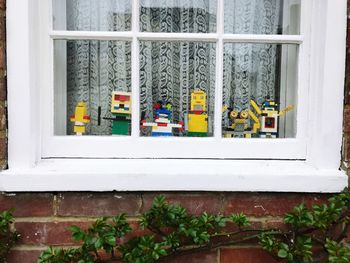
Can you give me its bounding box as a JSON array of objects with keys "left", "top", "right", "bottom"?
[{"left": 104, "top": 91, "right": 132, "bottom": 135}]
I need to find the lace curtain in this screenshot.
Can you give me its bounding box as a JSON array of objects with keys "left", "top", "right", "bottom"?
[
  {"left": 222, "top": 0, "right": 282, "bottom": 127},
  {"left": 66, "top": 0, "right": 132, "bottom": 135},
  {"left": 65, "top": 0, "right": 282, "bottom": 135}
]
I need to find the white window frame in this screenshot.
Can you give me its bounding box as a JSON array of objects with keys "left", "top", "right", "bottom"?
[{"left": 1, "top": 0, "right": 347, "bottom": 192}]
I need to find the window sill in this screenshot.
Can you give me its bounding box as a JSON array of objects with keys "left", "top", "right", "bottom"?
[{"left": 0, "top": 159, "right": 347, "bottom": 192}]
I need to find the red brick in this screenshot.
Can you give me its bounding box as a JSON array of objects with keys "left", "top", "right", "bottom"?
[
  {"left": 0, "top": 46, "right": 5, "bottom": 70},
  {"left": 168, "top": 250, "right": 217, "bottom": 263},
  {"left": 0, "top": 0, "right": 4, "bottom": 10},
  {"left": 15, "top": 221, "right": 90, "bottom": 246},
  {"left": 345, "top": 47, "right": 350, "bottom": 104},
  {"left": 344, "top": 107, "right": 350, "bottom": 132},
  {"left": 223, "top": 193, "right": 299, "bottom": 216},
  {"left": 220, "top": 248, "right": 279, "bottom": 263},
  {"left": 263, "top": 220, "right": 289, "bottom": 231},
  {"left": 0, "top": 193, "right": 54, "bottom": 217},
  {"left": 302, "top": 194, "right": 330, "bottom": 207},
  {"left": 0, "top": 15, "right": 5, "bottom": 42},
  {"left": 141, "top": 193, "right": 222, "bottom": 215},
  {"left": 99, "top": 247, "right": 216, "bottom": 263},
  {"left": 343, "top": 135, "right": 350, "bottom": 161},
  {"left": 0, "top": 137, "right": 6, "bottom": 159},
  {"left": 57, "top": 193, "right": 141, "bottom": 217},
  {"left": 347, "top": 22, "right": 350, "bottom": 50},
  {"left": 8, "top": 250, "right": 43, "bottom": 263},
  {"left": 0, "top": 103, "right": 6, "bottom": 130},
  {"left": 0, "top": 76, "right": 6, "bottom": 101},
  {"left": 223, "top": 193, "right": 329, "bottom": 217}
]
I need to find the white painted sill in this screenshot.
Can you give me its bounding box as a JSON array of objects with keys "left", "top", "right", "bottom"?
[{"left": 0, "top": 159, "right": 347, "bottom": 192}]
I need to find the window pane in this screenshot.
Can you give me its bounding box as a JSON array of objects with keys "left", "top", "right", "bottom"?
[
  {"left": 54, "top": 40, "right": 132, "bottom": 136},
  {"left": 222, "top": 43, "right": 298, "bottom": 138},
  {"left": 53, "top": 0, "right": 131, "bottom": 31},
  {"left": 140, "top": 41, "right": 216, "bottom": 137},
  {"left": 224, "top": 0, "right": 300, "bottom": 34},
  {"left": 140, "top": 0, "right": 217, "bottom": 33}
]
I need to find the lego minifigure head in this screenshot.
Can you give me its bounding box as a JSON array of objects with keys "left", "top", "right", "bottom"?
[
  {"left": 154, "top": 101, "right": 172, "bottom": 120},
  {"left": 261, "top": 99, "right": 278, "bottom": 112},
  {"left": 111, "top": 91, "right": 132, "bottom": 114},
  {"left": 70, "top": 101, "right": 90, "bottom": 124},
  {"left": 190, "top": 89, "right": 207, "bottom": 112}
]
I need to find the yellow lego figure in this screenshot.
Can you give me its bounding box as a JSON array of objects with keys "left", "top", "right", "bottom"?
[
  {"left": 186, "top": 89, "right": 209, "bottom": 137},
  {"left": 222, "top": 109, "right": 260, "bottom": 138},
  {"left": 70, "top": 101, "right": 91, "bottom": 135},
  {"left": 104, "top": 91, "right": 132, "bottom": 135},
  {"left": 250, "top": 99, "right": 294, "bottom": 138}
]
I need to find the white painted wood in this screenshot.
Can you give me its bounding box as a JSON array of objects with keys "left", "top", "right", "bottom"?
[
  {"left": 50, "top": 30, "right": 133, "bottom": 40},
  {"left": 294, "top": 0, "right": 312, "bottom": 141},
  {"left": 52, "top": 1, "right": 67, "bottom": 135},
  {"left": 7, "top": 0, "right": 41, "bottom": 168},
  {"left": 214, "top": 0, "right": 224, "bottom": 139},
  {"left": 307, "top": 0, "right": 347, "bottom": 169},
  {"left": 222, "top": 34, "right": 303, "bottom": 44},
  {"left": 0, "top": 159, "right": 347, "bottom": 192},
  {"left": 50, "top": 31, "right": 303, "bottom": 44},
  {"left": 131, "top": 0, "right": 140, "bottom": 138},
  {"left": 41, "top": 0, "right": 55, "bottom": 159},
  {"left": 279, "top": 0, "right": 301, "bottom": 138},
  {"left": 4, "top": 0, "right": 348, "bottom": 191},
  {"left": 42, "top": 136, "right": 306, "bottom": 159}
]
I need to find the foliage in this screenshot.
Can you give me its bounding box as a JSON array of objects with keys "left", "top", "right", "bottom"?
[
  {"left": 0, "top": 209, "right": 20, "bottom": 263},
  {"left": 38, "top": 190, "right": 350, "bottom": 263}
]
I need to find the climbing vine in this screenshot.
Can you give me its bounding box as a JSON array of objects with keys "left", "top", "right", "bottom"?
[
  {"left": 36, "top": 189, "right": 350, "bottom": 263},
  {"left": 0, "top": 209, "right": 20, "bottom": 263}
]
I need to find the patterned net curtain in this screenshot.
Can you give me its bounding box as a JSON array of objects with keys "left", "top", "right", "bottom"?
[
  {"left": 139, "top": 0, "right": 216, "bottom": 136},
  {"left": 65, "top": 0, "right": 282, "bottom": 135},
  {"left": 66, "top": 0, "right": 132, "bottom": 135},
  {"left": 223, "top": 0, "right": 282, "bottom": 127}
]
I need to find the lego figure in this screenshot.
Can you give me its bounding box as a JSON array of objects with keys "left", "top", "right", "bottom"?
[
  {"left": 250, "top": 98, "right": 294, "bottom": 138},
  {"left": 141, "top": 102, "right": 183, "bottom": 136},
  {"left": 70, "top": 101, "right": 91, "bottom": 135},
  {"left": 185, "top": 89, "right": 209, "bottom": 137},
  {"left": 222, "top": 106, "right": 260, "bottom": 138},
  {"left": 104, "top": 91, "right": 132, "bottom": 135}
]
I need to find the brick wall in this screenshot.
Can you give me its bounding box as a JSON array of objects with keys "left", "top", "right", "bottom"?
[
  {"left": 0, "top": 0, "right": 6, "bottom": 171},
  {"left": 2, "top": 192, "right": 329, "bottom": 263},
  {"left": 0, "top": 1, "right": 349, "bottom": 263},
  {"left": 343, "top": 3, "right": 350, "bottom": 181}
]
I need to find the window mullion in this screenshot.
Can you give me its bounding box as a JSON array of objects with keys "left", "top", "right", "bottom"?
[
  {"left": 214, "top": 0, "right": 225, "bottom": 140},
  {"left": 131, "top": 0, "right": 140, "bottom": 138}
]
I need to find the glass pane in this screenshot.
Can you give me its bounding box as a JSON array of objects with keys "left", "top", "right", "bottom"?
[
  {"left": 54, "top": 40, "right": 132, "bottom": 136},
  {"left": 222, "top": 43, "right": 298, "bottom": 138},
  {"left": 140, "top": 41, "right": 216, "bottom": 137},
  {"left": 224, "top": 0, "right": 300, "bottom": 34},
  {"left": 140, "top": 0, "right": 217, "bottom": 33},
  {"left": 53, "top": 0, "right": 131, "bottom": 31}
]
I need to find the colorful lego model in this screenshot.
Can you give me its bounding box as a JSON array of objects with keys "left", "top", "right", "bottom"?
[
  {"left": 103, "top": 91, "right": 132, "bottom": 135},
  {"left": 184, "top": 89, "right": 209, "bottom": 137},
  {"left": 250, "top": 98, "right": 294, "bottom": 138},
  {"left": 70, "top": 101, "right": 91, "bottom": 135},
  {"left": 141, "top": 102, "right": 183, "bottom": 137},
  {"left": 222, "top": 106, "right": 260, "bottom": 138}
]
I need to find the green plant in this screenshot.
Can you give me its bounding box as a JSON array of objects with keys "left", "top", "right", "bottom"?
[
  {"left": 0, "top": 209, "right": 20, "bottom": 263},
  {"left": 38, "top": 190, "right": 350, "bottom": 263}
]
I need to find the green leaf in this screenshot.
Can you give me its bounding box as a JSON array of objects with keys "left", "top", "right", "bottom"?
[{"left": 278, "top": 249, "right": 288, "bottom": 258}]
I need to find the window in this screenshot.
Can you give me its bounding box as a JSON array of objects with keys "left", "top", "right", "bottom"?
[{"left": 2, "top": 0, "right": 348, "bottom": 192}]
